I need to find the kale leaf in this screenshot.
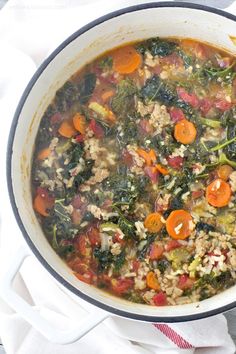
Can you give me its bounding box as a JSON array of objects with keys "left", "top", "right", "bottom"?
[
  {"left": 111, "top": 79, "right": 137, "bottom": 116},
  {"left": 78, "top": 73, "right": 96, "bottom": 104},
  {"left": 55, "top": 81, "right": 79, "bottom": 112},
  {"left": 137, "top": 37, "right": 177, "bottom": 57},
  {"left": 137, "top": 235, "right": 156, "bottom": 260},
  {"left": 94, "top": 248, "right": 113, "bottom": 271},
  {"left": 196, "top": 222, "right": 216, "bottom": 233},
  {"left": 140, "top": 75, "right": 176, "bottom": 106}
]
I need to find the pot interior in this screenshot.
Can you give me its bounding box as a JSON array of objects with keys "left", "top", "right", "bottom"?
[{"left": 9, "top": 3, "right": 236, "bottom": 321}]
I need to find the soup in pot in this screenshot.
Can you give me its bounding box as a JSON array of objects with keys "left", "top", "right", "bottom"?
[{"left": 32, "top": 37, "right": 236, "bottom": 306}]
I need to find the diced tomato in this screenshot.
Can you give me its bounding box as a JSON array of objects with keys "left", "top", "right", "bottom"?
[
  {"left": 177, "top": 87, "right": 199, "bottom": 108},
  {"left": 68, "top": 259, "right": 88, "bottom": 273},
  {"left": 101, "top": 198, "right": 113, "bottom": 211},
  {"left": 160, "top": 53, "right": 182, "bottom": 67},
  {"left": 75, "top": 134, "right": 84, "bottom": 143},
  {"left": 111, "top": 278, "right": 134, "bottom": 295},
  {"left": 144, "top": 166, "right": 159, "bottom": 184},
  {"left": 167, "top": 156, "right": 184, "bottom": 170},
  {"left": 169, "top": 107, "right": 185, "bottom": 122},
  {"left": 139, "top": 119, "right": 153, "bottom": 134},
  {"left": 165, "top": 240, "right": 181, "bottom": 252},
  {"left": 132, "top": 260, "right": 140, "bottom": 272},
  {"left": 192, "top": 190, "right": 204, "bottom": 199},
  {"left": 122, "top": 149, "right": 133, "bottom": 167},
  {"left": 76, "top": 270, "right": 95, "bottom": 284},
  {"left": 72, "top": 209, "right": 81, "bottom": 225},
  {"left": 114, "top": 231, "right": 125, "bottom": 245},
  {"left": 75, "top": 235, "right": 87, "bottom": 257},
  {"left": 89, "top": 119, "right": 104, "bottom": 139},
  {"left": 199, "top": 98, "right": 213, "bottom": 116},
  {"left": 194, "top": 43, "right": 208, "bottom": 60},
  {"left": 214, "top": 99, "right": 232, "bottom": 112},
  {"left": 50, "top": 112, "right": 62, "bottom": 125},
  {"left": 153, "top": 292, "right": 167, "bottom": 306},
  {"left": 71, "top": 194, "right": 83, "bottom": 209},
  {"left": 87, "top": 226, "right": 101, "bottom": 246},
  {"left": 178, "top": 274, "right": 195, "bottom": 290},
  {"left": 149, "top": 244, "right": 164, "bottom": 260}
]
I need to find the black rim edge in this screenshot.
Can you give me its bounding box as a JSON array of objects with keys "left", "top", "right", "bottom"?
[{"left": 6, "top": 1, "right": 236, "bottom": 323}]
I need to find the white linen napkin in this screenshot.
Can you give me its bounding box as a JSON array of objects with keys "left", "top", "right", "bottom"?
[{"left": 0, "top": 1, "right": 236, "bottom": 353}]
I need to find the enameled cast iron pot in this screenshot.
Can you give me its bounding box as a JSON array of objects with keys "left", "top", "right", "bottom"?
[{"left": 2, "top": 1, "right": 236, "bottom": 344}]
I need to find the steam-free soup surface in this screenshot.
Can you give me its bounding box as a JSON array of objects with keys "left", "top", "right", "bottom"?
[{"left": 32, "top": 38, "right": 236, "bottom": 306}]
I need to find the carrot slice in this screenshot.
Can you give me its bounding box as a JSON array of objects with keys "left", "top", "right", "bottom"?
[
  {"left": 58, "top": 119, "right": 77, "bottom": 138},
  {"left": 33, "top": 194, "right": 53, "bottom": 217},
  {"left": 72, "top": 113, "right": 87, "bottom": 135},
  {"left": 174, "top": 119, "right": 197, "bottom": 144},
  {"left": 137, "top": 148, "right": 157, "bottom": 166},
  {"left": 155, "top": 164, "right": 169, "bottom": 175},
  {"left": 101, "top": 90, "right": 115, "bottom": 102},
  {"left": 112, "top": 45, "right": 142, "bottom": 74},
  {"left": 206, "top": 178, "right": 231, "bottom": 207},
  {"left": 146, "top": 271, "right": 160, "bottom": 291},
  {"left": 144, "top": 212, "right": 164, "bottom": 233},
  {"left": 217, "top": 165, "right": 233, "bottom": 181},
  {"left": 37, "top": 147, "right": 50, "bottom": 160},
  {"left": 166, "top": 210, "right": 193, "bottom": 240}
]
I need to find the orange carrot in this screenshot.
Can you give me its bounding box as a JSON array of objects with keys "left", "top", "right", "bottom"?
[
  {"left": 112, "top": 45, "right": 142, "bottom": 74},
  {"left": 72, "top": 113, "right": 87, "bottom": 135},
  {"left": 174, "top": 119, "right": 197, "bottom": 144},
  {"left": 206, "top": 178, "right": 231, "bottom": 207},
  {"left": 146, "top": 271, "right": 160, "bottom": 291},
  {"left": 58, "top": 119, "right": 77, "bottom": 138},
  {"left": 155, "top": 164, "right": 169, "bottom": 175},
  {"left": 136, "top": 148, "right": 157, "bottom": 166},
  {"left": 144, "top": 212, "right": 164, "bottom": 233},
  {"left": 33, "top": 194, "right": 54, "bottom": 217},
  {"left": 166, "top": 210, "right": 193, "bottom": 240},
  {"left": 37, "top": 147, "right": 50, "bottom": 160},
  {"left": 217, "top": 165, "right": 233, "bottom": 181},
  {"left": 101, "top": 90, "right": 115, "bottom": 102}
]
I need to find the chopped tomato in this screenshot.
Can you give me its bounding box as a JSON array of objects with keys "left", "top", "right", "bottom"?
[
  {"left": 167, "top": 156, "right": 184, "bottom": 170},
  {"left": 75, "top": 235, "right": 88, "bottom": 257},
  {"left": 149, "top": 244, "right": 164, "bottom": 260},
  {"left": 114, "top": 231, "right": 125, "bottom": 245},
  {"left": 50, "top": 112, "right": 62, "bottom": 125},
  {"left": 71, "top": 194, "right": 83, "bottom": 209},
  {"left": 122, "top": 149, "right": 133, "bottom": 167},
  {"left": 178, "top": 274, "right": 195, "bottom": 290},
  {"left": 72, "top": 209, "right": 81, "bottom": 225},
  {"left": 165, "top": 240, "right": 181, "bottom": 252},
  {"left": 87, "top": 226, "right": 101, "bottom": 246},
  {"left": 75, "top": 134, "right": 84, "bottom": 143},
  {"left": 139, "top": 119, "right": 153, "bottom": 134},
  {"left": 160, "top": 53, "right": 182, "bottom": 67},
  {"left": 169, "top": 107, "right": 185, "bottom": 122},
  {"left": 192, "top": 190, "right": 204, "bottom": 199},
  {"left": 153, "top": 292, "right": 167, "bottom": 306},
  {"left": 177, "top": 87, "right": 199, "bottom": 108},
  {"left": 111, "top": 278, "right": 134, "bottom": 295},
  {"left": 199, "top": 98, "right": 213, "bottom": 116},
  {"left": 89, "top": 118, "right": 105, "bottom": 139},
  {"left": 144, "top": 166, "right": 159, "bottom": 184},
  {"left": 132, "top": 260, "right": 140, "bottom": 272},
  {"left": 214, "top": 99, "right": 232, "bottom": 111}
]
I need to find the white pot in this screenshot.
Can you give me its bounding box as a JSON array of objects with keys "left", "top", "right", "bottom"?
[{"left": 3, "top": 1, "right": 236, "bottom": 344}]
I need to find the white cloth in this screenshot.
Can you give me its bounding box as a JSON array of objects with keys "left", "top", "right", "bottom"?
[{"left": 0, "top": 1, "right": 236, "bottom": 353}]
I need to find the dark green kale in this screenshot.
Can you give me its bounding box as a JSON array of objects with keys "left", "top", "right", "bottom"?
[
  {"left": 118, "top": 213, "right": 136, "bottom": 239},
  {"left": 55, "top": 81, "right": 80, "bottom": 112},
  {"left": 111, "top": 79, "right": 137, "bottom": 116},
  {"left": 94, "top": 248, "right": 113, "bottom": 271},
  {"left": 140, "top": 75, "right": 176, "bottom": 106},
  {"left": 223, "top": 109, "right": 236, "bottom": 160},
  {"left": 155, "top": 259, "right": 170, "bottom": 274},
  {"left": 197, "top": 271, "right": 234, "bottom": 293},
  {"left": 177, "top": 50, "right": 192, "bottom": 68},
  {"left": 58, "top": 244, "right": 75, "bottom": 258},
  {"left": 98, "top": 56, "right": 113, "bottom": 70},
  {"left": 78, "top": 73, "right": 96, "bottom": 104},
  {"left": 114, "top": 249, "right": 126, "bottom": 271},
  {"left": 196, "top": 222, "right": 216, "bottom": 233},
  {"left": 137, "top": 37, "right": 177, "bottom": 57},
  {"left": 118, "top": 115, "right": 139, "bottom": 146},
  {"left": 202, "top": 62, "right": 236, "bottom": 83}
]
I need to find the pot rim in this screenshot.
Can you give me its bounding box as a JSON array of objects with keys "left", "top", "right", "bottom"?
[{"left": 7, "top": 1, "right": 236, "bottom": 322}]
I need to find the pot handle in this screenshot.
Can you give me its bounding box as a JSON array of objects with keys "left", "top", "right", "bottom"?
[{"left": 0, "top": 246, "right": 109, "bottom": 344}]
